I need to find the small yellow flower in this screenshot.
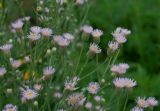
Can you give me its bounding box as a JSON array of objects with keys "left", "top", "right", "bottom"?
[{"left": 23, "top": 71, "right": 30, "bottom": 80}]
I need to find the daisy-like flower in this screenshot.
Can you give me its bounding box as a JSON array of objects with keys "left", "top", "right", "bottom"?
[
  {"left": 28, "top": 32, "right": 41, "bottom": 41},
  {"left": 67, "top": 92, "right": 86, "bottom": 107},
  {"left": 124, "top": 78, "right": 137, "bottom": 88},
  {"left": 0, "top": 67, "right": 6, "bottom": 77},
  {"left": 130, "top": 106, "right": 144, "bottom": 111},
  {"left": 136, "top": 97, "right": 148, "bottom": 108},
  {"left": 57, "top": 38, "right": 70, "bottom": 48},
  {"left": 43, "top": 66, "right": 55, "bottom": 77},
  {"left": 76, "top": 0, "right": 85, "bottom": 5},
  {"left": 92, "top": 29, "right": 103, "bottom": 38},
  {"left": 108, "top": 41, "right": 119, "bottom": 52},
  {"left": 114, "top": 27, "right": 131, "bottom": 37},
  {"left": 113, "top": 78, "right": 126, "bottom": 88},
  {"left": 11, "top": 60, "right": 22, "bottom": 69},
  {"left": 113, "top": 77, "right": 136, "bottom": 88},
  {"left": 111, "top": 63, "right": 129, "bottom": 75},
  {"left": 0, "top": 44, "right": 13, "bottom": 53},
  {"left": 30, "top": 26, "right": 41, "bottom": 34},
  {"left": 89, "top": 43, "right": 101, "bottom": 54},
  {"left": 87, "top": 82, "right": 100, "bottom": 94},
  {"left": 85, "top": 102, "right": 92, "bottom": 109},
  {"left": 22, "top": 87, "right": 38, "bottom": 100},
  {"left": 63, "top": 33, "right": 74, "bottom": 42},
  {"left": 146, "top": 97, "right": 158, "bottom": 107},
  {"left": 81, "top": 25, "right": 93, "bottom": 35},
  {"left": 64, "top": 76, "right": 80, "bottom": 91},
  {"left": 41, "top": 28, "right": 53, "bottom": 37},
  {"left": 2, "top": 104, "right": 17, "bottom": 111},
  {"left": 11, "top": 20, "right": 24, "bottom": 31},
  {"left": 113, "top": 33, "right": 127, "bottom": 44}
]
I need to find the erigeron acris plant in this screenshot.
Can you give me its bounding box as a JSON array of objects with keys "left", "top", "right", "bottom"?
[{"left": 0, "top": 0, "right": 158, "bottom": 111}]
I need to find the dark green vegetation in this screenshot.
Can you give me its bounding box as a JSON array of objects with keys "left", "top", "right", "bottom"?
[{"left": 89, "top": 0, "right": 160, "bottom": 110}]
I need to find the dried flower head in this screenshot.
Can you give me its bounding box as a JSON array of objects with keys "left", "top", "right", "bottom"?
[{"left": 111, "top": 63, "right": 129, "bottom": 75}]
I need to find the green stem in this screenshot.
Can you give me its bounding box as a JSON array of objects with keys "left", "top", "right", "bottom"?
[{"left": 122, "top": 93, "right": 128, "bottom": 111}]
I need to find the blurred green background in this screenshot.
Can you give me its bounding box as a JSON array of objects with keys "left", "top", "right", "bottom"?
[
  {"left": 88, "top": 0, "right": 160, "bottom": 108},
  {"left": 0, "top": 0, "right": 160, "bottom": 110}
]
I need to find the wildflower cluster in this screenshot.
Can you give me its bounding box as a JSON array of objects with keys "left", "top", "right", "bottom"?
[{"left": 0, "top": 0, "right": 158, "bottom": 111}]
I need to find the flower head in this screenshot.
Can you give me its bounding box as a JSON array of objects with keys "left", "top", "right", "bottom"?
[
  {"left": 81, "top": 25, "right": 93, "bottom": 34},
  {"left": 0, "top": 44, "right": 13, "bottom": 53},
  {"left": 108, "top": 41, "right": 119, "bottom": 52},
  {"left": 22, "top": 87, "right": 38, "bottom": 100},
  {"left": 89, "top": 43, "right": 101, "bottom": 54},
  {"left": 136, "top": 97, "right": 148, "bottom": 108},
  {"left": 113, "top": 77, "right": 136, "bottom": 88},
  {"left": 92, "top": 29, "right": 103, "bottom": 38},
  {"left": 57, "top": 38, "right": 70, "bottom": 48},
  {"left": 11, "top": 20, "right": 24, "bottom": 30},
  {"left": 131, "top": 106, "right": 144, "bottom": 111},
  {"left": 43, "top": 66, "right": 55, "bottom": 77},
  {"left": 87, "top": 82, "right": 100, "bottom": 94},
  {"left": 11, "top": 60, "right": 22, "bottom": 69},
  {"left": 41, "top": 28, "right": 53, "bottom": 37},
  {"left": 63, "top": 33, "right": 74, "bottom": 42},
  {"left": 28, "top": 32, "right": 41, "bottom": 41},
  {"left": 113, "top": 78, "right": 126, "bottom": 88},
  {"left": 30, "top": 26, "right": 41, "bottom": 34},
  {"left": 146, "top": 97, "right": 158, "bottom": 107},
  {"left": 65, "top": 76, "right": 80, "bottom": 91},
  {"left": 67, "top": 93, "right": 86, "bottom": 107},
  {"left": 2, "top": 104, "right": 17, "bottom": 111},
  {"left": 85, "top": 102, "right": 92, "bottom": 109},
  {"left": 0, "top": 67, "right": 6, "bottom": 77}
]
